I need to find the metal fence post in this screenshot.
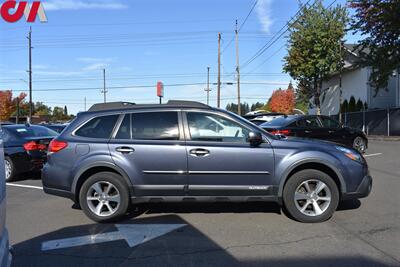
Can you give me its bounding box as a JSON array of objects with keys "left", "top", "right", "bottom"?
[
  {"left": 362, "top": 108, "right": 366, "bottom": 133},
  {"left": 387, "top": 107, "right": 390, "bottom": 136}
]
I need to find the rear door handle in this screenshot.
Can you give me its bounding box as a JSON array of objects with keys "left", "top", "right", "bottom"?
[
  {"left": 116, "top": 146, "right": 135, "bottom": 154},
  {"left": 328, "top": 130, "right": 335, "bottom": 133},
  {"left": 305, "top": 130, "right": 312, "bottom": 134},
  {"left": 189, "top": 148, "right": 210, "bottom": 157}
]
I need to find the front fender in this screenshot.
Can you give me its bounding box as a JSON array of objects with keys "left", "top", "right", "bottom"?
[{"left": 275, "top": 152, "right": 347, "bottom": 199}]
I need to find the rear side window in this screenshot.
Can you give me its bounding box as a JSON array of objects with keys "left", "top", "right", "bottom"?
[
  {"left": 297, "top": 117, "right": 320, "bottom": 128},
  {"left": 116, "top": 112, "right": 180, "bottom": 140},
  {"left": 7, "top": 126, "right": 58, "bottom": 138},
  {"left": 75, "top": 115, "right": 119, "bottom": 139}
]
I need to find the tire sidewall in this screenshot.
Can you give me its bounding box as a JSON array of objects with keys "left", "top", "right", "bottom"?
[
  {"left": 283, "top": 169, "right": 339, "bottom": 223},
  {"left": 79, "top": 172, "right": 130, "bottom": 223},
  {"left": 4, "top": 156, "right": 15, "bottom": 182}
]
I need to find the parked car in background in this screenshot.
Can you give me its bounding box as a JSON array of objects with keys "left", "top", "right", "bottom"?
[
  {"left": 42, "top": 101, "right": 372, "bottom": 223},
  {"left": 1, "top": 124, "right": 58, "bottom": 181},
  {"left": 260, "top": 115, "right": 368, "bottom": 153},
  {"left": 0, "top": 127, "right": 12, "bottom": 266},
  {"left": 40, "top": 123, "right": 68, "bottom": 134},
  {"left": 250, "top": 113, "right": 285, "bottom": 125}
]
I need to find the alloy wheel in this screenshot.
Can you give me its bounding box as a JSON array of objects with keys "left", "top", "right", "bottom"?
[
  {"left": 86, "top": 181, "right": 121, "bottom": 217},
  {"left": 353, "top": 137, "right": 365, "bottom": 153},
  {"left": 5, "top": 159, "right": 12, "bottom": 181},
  {"left": 294, "top": 179, "right": 331, "bottom": 217}
]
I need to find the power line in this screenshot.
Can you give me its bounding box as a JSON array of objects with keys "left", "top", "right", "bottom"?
[{"left": 221, "top": 0, "right": 259, "bottom": 54}]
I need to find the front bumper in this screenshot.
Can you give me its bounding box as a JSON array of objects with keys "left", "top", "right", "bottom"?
[{"left": 342, "top": 174, "right": 372, "bottom": 200}]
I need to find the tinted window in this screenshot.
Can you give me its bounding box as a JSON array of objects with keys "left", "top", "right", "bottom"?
[
  {"left": 261, "top": 116, "right": 294, "bottom": 127},
  {"left": 75, "top": 115, "right": 119, "bottom": 139},
  {"left": 7, "top": 125, "right": 58, "bottom": 138},
  {"left": 187, "top": 112, "right": 249, "bottom": 142},
  {"left": 319, "top": 117, "right": 340, "bottom": 128},
  {"left": 115, "top": 114, "right": 131, "bottom": 139},
  {"left": 131, "top": 112, "right": 179, "bottom": 140},
  {"left": 297, "top": 117, "right": 320, "bottom": 128}
]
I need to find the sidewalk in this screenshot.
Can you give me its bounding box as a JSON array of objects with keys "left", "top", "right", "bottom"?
[{"left": 367, "top": 135, "right": 400, "bottom": 141}]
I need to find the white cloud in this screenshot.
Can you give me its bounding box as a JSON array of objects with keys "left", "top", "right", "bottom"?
[
  {"left": 77, "top": 57, "right": 116, "bottom": 63},
  {"left": 82, "top": 63, "right": 109, "bottom": 71},
  {"left": 256, "top": 0, "right": 273, "bottom": 33},
  {"left": 33, "top": 64, "right": 50, "bottom": 70},
  {"left": 43, "top": 0, "right": 128, "bottom": 11}
]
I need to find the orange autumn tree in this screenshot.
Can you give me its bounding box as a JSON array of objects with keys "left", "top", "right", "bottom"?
[
  {"left": 0, "top": 90, "right": 27, "bottom": 121},
  {"left": 269, "top": 85, "right": 295, "bottom": 114}
]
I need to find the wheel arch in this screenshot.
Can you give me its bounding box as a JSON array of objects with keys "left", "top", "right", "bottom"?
[
  {"left": 277, "top": 159, "right": 346, "bottom": 203},
  {"left": 71, "top": 162, "right": 133, "bottom": 203}
]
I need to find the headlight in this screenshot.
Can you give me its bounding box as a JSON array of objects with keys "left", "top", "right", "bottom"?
[{"left": 335, "top": 146, "right": 363, "bottom": 163}]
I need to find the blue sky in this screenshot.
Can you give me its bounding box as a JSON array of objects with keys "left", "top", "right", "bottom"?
[{"left": 0, "top": 0, "right": 352, "bottom": 114}]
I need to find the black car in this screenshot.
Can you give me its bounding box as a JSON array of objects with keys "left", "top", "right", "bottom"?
[
  {"left": 40, "top": 123, "right": 67, "bottom": 133},
  {"left": 260, "top": 115, "right": 368, "bottom": 153},
  {"left": 0, "top": 124, "right": 58, "bottom": 181}
]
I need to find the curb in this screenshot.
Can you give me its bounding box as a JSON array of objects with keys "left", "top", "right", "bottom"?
[{"left": 367, "top": 136, "right": 400, "bottom": 141}]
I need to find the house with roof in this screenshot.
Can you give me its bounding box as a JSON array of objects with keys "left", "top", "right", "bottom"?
[{"left": 309, "top": 44, "right": 400, "bottom": 115}]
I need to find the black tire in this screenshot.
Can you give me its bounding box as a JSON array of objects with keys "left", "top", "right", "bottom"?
[
  {"left": 79, "top": 172, "right": 130, "bottom": 223},
  {"left": 353, "top": 136, "right": 367, "bottom": 154},
  {"left": 4, "top": 156, "right": 16, "bottom": 182},
  {"left": 283, "top": 169, "right": 339, "bottom": 223}
]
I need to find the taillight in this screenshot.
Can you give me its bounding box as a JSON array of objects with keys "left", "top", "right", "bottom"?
[
  {"left": 23, "top": 141, "right": 47, "bottom": 151},
  {"left": 48, "top": 140, "right": 68, "bottom": 153},
  {"left": 270, "top": 129, "right": 291, "bottom": 136}
]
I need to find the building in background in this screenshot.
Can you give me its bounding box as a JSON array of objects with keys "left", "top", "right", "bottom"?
[{"left": 309, "top": 44, "right": 400, "bottom": 115}]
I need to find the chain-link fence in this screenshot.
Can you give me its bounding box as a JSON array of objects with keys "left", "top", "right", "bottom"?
[{"left": 330, "top": 107, "right": 400, "bottom": 136}]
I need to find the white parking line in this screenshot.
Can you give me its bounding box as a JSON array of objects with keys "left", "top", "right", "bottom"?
[
  {"left": 364, "top": 153, "right": 383, "bottom": 157},
  {"left": 6, "top": 183, "right": 43, "bottom": 190}
]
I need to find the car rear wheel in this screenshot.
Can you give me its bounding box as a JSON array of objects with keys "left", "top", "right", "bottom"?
[
  {"left": 353, "top": 136, "right": 366, "bottom": 153},
  {"left": 79, "top": 172, "right": 130, "bottom": 223},
  {"left": 4, "top": 157, "right": 16, "bottom": 182},
  {"left": 283, "top": 169, "right": 339, "bottom": 223}
]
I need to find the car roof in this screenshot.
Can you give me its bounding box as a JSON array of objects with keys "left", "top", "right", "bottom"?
[{"left": 86, "top": 100, "right": 211, "bottom": 113}]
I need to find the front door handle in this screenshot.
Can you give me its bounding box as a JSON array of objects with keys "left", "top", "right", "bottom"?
[
  {"left": 190, "top": 148, "right": 210, "bottom": 157},
  {"left": 328, "top": 130, "right": 335, "bottom": 133},
  {"left": 116, "top": 146, "right": 135, "bottom": 154},
  {"left": 305, "top": 130, "right": 312, "bottom": 134}
]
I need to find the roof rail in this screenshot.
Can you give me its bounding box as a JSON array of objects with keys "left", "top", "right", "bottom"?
[
  {"left": 166, "top": 100, "right": 209, "bottom": 108},
  {"left": 88, "top": 102, "right": 136, "bottom": 112}
]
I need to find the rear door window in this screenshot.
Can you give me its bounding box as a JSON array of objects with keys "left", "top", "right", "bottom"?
[
  {"left": 296, "top": 117, "right": 321, "bottom": 128},
  {"left": 75, "top": 115, "right": 119, "bottom": 139},
  {"left": 133, "top": 112, "right": 179, "bottom": 140},
  {"left": 319, "top": 117, "right": 340, "bottom": 128}
]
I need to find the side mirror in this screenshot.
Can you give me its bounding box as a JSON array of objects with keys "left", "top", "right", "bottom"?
[{"left": 248, "top": 131, "right": 263, "bottom": 147}]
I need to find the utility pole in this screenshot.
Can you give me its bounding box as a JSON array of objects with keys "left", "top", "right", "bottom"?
[
  {"left": 16, "top": 97, "right": 20, "bottom": 124},
  {"left": 217, "top": 32, "right": 221, "bottom": 108},
  {"left": 27, "top": 27, "right": 33, "bottom": 123},
  {"left": 339, "top": 41, "right": 343, "bottom": 124},
  {"left": 84, "top": 97, "right": 87, "bottom": 111},
  {"left": 101, "top": 69, "right": 107, "bottom": 103},
  {"left": 235, "top": 20, "right": 241, "bottom": 115},
  {"left": 205, "top": 67, "right": 211, "bottom": 105}
]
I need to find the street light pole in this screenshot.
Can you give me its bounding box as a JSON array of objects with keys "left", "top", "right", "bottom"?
[
  {"left": 235, "top": 20, "right": 241, "bottom": 115},
  {"left": 27, "top": 27, "right": 33, "bottom": 123}
]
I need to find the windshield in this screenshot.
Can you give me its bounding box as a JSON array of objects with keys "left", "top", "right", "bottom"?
[{"left": 7, "top": 125, "right": 58, "bottom": 139}]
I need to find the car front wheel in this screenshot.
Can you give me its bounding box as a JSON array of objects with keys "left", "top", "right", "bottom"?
[
  {"left": 353, "top": 136, "right": 366, "bottom": 153},
  {"left": 283, "top": 169, "right": 339, "bottom": 223},
  {"left": 79, "top": 172, "right": 130, "bottom": 223}
]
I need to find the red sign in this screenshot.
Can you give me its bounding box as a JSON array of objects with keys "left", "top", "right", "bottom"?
[
  {"left": 1, "top": 1, "right": 47, "bottom": 23},
  {"left": 157, "top": 81, "right": 164, "bottom": 97}
]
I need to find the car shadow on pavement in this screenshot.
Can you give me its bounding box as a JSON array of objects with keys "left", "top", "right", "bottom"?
[
  {"left": 11, "top": 214, "right": 393, "bottom": 267},
  {"left": 138, "top": 201, "right": 282, "bottom": 216}
]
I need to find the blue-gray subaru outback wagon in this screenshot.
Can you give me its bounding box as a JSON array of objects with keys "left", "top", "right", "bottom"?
[{"left": 42, "top": 101, "right": 372, "bottom": 223}]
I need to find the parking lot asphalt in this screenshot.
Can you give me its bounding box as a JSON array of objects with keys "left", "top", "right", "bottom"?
[{"left": 5, "top": 140, "right": 400, "bottom": 267}]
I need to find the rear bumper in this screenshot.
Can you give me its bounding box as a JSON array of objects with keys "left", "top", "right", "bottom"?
[{"left": 342, "top": 174, "right": 372, "bottom": 200}]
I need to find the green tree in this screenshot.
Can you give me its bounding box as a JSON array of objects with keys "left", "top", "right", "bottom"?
[
  {"left": 34, "top": 102, "right": 52, "bottom": 116},
  {"left": 250, "top": 102, "right": 264, "bottom": 111},
  {"left": 52, "top": 106, "right": 66, "bottom": 121},
  {"left": 64, "top": 105, "right": 68, "bottom": 116},
  {"left": 225, "top": 102, "right": 250, "bottom": 115},
  {"left": 283, "top": 1, "right": 348, "bottom": 115},
  {"left": 356, "top": 99, "right": 364, "bottom": 111},
  {"left": 348, "top": 96, "right": 356, "bottom": 112},
  {"left": 341, "top": 99, "right": 349, "bottom": 113},
  {"left": 350, "top": 0, "right": 400, "bottom": 94}
]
